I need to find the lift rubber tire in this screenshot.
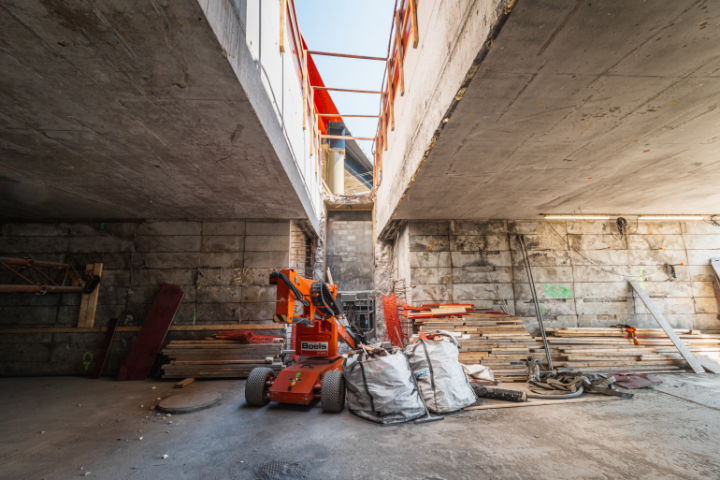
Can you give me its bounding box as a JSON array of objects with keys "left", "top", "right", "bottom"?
[
  {"left": 245, "top": 367, "right": 274, "bottom": 407},
  {"left": 321, "top": 370, "right": 346, "bottom": 413}
]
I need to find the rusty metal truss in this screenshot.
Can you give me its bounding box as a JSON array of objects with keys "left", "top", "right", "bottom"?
[{"left": 0, "top": 257, "right": 100, "bottom": 294}]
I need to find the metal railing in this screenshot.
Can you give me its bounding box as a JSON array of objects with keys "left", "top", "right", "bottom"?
[{"left": 281, "top": 0, "right": 420, "bottom": 191}]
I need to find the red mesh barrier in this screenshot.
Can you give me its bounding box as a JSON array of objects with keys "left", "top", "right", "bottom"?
[
  {"left": 217, "top": 331, "right": 282, "bottom": 344},
  {"left": 382, "top": 292, "right": 404, "bottom": 347}
]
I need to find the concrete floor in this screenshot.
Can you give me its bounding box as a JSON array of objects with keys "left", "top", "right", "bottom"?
[{"left": 2, "top": 374, "right": 720, "bottom": 480}]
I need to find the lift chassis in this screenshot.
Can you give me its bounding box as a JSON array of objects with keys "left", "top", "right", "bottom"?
[{"left": 245, "top": 269, "right": 360, "bottom": 412}]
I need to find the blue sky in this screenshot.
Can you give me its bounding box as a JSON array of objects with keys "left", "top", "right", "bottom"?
[{"left": 295, "top": 0, "right": 396, "bottom": 160}]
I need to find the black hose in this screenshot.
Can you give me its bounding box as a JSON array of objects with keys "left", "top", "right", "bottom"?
[
  {"left": 527, "top": 386, "right": 584, "bottom": 400},
  {"left": 270, "top": 271, "right": 310, "bottom": 306}
]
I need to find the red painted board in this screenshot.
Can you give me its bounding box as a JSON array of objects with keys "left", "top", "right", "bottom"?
[
  {"left": 92, "top": 317, "right": 119, "bottom": 379},
  {"left": 117, "top": 283, "right": 184, "bottom": 381}
]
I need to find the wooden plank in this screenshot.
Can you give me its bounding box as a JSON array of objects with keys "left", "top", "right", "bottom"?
[
  {"left": 408, "top": 0, "right": 419, "bottom": 47},
  {"left": 394, "top": 11, "right": 405, "bottom": 96},
  {"left": 279, "top": 0, "right": 286, "bottom": 53},
  {"left": 84, "top": 263, "right": 103, "bottom": 328},
  {"left": 170, "top": 340, "right": 281, "bottom": 345},
  {"left": 696, "top": 354, "right": 720, "bottom": 374},
  {"left": 429, "top": 307, "right": 468, "bottom": 315},
  {"left": 163, "top": 354, "right": 278, "bottom": 361},
  {"left": 711, "top": 258, "right": 720, "bottom": 284},
  {"left": 91, "top": 317, "right": 118, "bottom": 379},
  {"left": 463, "top": 396, "right": 617, "bottom": 411},
  {"left": 302, "top": 49, "right": 307, "bottom": 130},
  {"left": 77, "top": 264, "right": 93, "bottom": 327},
  {"left": 0, "top": 324, "right": 285, "bottom": 334},
  {"left": 171, "top": 358, "right": 273, "bottom": 366},
  {"left": 307, "top": 50, "right": 387, "bottom": 61},
  {"left": 117, "top": 283, "right": 185, "bottom": 381},
  {"left": 175, "top": 378, "right": 195, "bottom": 388},
  {"left": 630, "top": 280, "right": 704, "bottom": 374}
]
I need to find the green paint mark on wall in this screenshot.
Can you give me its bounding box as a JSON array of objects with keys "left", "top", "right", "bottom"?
[
  {"left": 544, "top": 283, "right": 573, "bottom": 298},
  {"left": 639, "top": 267, "right": 647, "bottom": 289},
  {"left": 83, "top": 351, "right": 94, "bottom": 371}
]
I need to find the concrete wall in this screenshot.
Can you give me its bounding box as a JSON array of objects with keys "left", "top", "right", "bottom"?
[
  {"left": 403, "top": 219, "right": 720, "bottom": 333},
  {"left": 326, "top": 211, "right": 373, "bottom": 292},
  {"left": 199, "top": 0, "right": 323, "bottom": 232},
  {"left": 374, "top": 0, "right": 506, "bottom": 234},
  {"left": 0, "top": 219, "right": 294, "bottom": 376}
]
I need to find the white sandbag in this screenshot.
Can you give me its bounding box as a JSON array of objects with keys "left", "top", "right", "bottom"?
[
  {"left": 405, "top": 332, "right": 477, "bottom": 413},
  {"left": 462, "top": 363, "right": 494, "bottom": 382},
  {"left": 343, "top": 348, "right": 425, "bottom": 424}
]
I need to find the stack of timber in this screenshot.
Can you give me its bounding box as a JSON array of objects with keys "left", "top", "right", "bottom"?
[
  {"left": 535, "top": 327, "right": 720, "bottom": 374},
  {"left": 415, "top": 313, "right": 540, "bottom": 381},
  {"left": 161, "top": 339, "right": 283, "bottom": 379},
  {"left": 403, "top": 302, "right": 481, "bottom": 320}
]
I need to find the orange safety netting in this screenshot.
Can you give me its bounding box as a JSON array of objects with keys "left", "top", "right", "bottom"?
[
  {"left": 216, "top": 331, "right": 282, "bottom": 344},
  {"left": 382, "top": 292, "right": 404, "bottom": 347}
]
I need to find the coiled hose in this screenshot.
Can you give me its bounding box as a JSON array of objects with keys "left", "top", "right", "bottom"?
[{"left": 527, "top": 386, "right": 584, "bottom": 399}]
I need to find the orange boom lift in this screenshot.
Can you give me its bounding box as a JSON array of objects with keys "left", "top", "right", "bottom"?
[{"left": 244, "top": 269, "right": 362, "bottom": 412}]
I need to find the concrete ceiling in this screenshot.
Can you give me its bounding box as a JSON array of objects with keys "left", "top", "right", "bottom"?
[
  {"left": 396, "top": 0, "right": 720, "bottom": 219},
  {"left": 0, "top": 0, "right": 306, "bottom": 219}
]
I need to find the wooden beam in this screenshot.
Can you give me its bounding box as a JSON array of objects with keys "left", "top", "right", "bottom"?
[
  {"left": 91, "top": 317, "right": 118, "bottom": 379},
  {"left": 309, "top": 91, "right": 314, "bottom": 156},
  {"left": 409, "top": 0, "right": 419, "bottom": 48},
  {"left": 117, "top": 284, "right": 185, "bottom": 381},
  {"left": 316, "top": 114, "right": 379, "bottom": 118},
  {"left": 387, "top": 59, "right": 395, "bottom": 131},
  {"left": 394, "top": 11, "right": 405, "bottom": 96},
  {"left": 175, "top": 378, "right": 195, "bottom": 388},
  {"left": 311, "top": 87, "right": 383, "bottom": 94},
  {"left": 0, "top": 324, "right": 287, "bottom": 334},
  {"left": 307, "top": 50, "right": 387, "bottom": 61},
  {"left": 77, "top": 263, "right": 102, "bottom": 328},
  {"left": 279, "top": 0, "right": 286, "bottom": 53},
  {"left": 302, "top": 49, "right": 308, "bottom": 130},
  {"left": 320, "top": 135, "right": 375, "bottom": 141},
  {"left": 696, "top": 354, "right": 720, "bottom": 374},
  {"left": 464, "top": 396, "right": 617, "bottom": 411},
  {"left": 629, "top": 280, "right": 705, "bottom": 374},
  {"left": 171, "top": 358, "right": 273, "bottom": 366}
]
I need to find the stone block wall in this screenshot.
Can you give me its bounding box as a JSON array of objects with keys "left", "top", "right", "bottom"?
[
  {"left": 0, "top": 219, "right": 295, "bottom": 376},
  {"left": 289, "top": 221, "right": 312, "bottom": 277},
  {"left": 326, "top": 211, "right": 373, "bottom": 291},
  {"left": 400, "top": 219, "right": 720, "bottom": 333}
]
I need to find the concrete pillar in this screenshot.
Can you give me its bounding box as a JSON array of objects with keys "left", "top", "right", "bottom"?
[
  {"left": 326, "top": 121, "right": 346, "bottom": 196},
  {"left": 331, "top": 149, "right": 345, "bottom": 195}
]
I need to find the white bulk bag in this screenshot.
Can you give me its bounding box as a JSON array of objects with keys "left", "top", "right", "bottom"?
[
  {"left": 404, "top": 332, "right": 477, "bottom": 413},
  {"left": 343, "top": 348, "right": 425, "bottom": 424}
]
